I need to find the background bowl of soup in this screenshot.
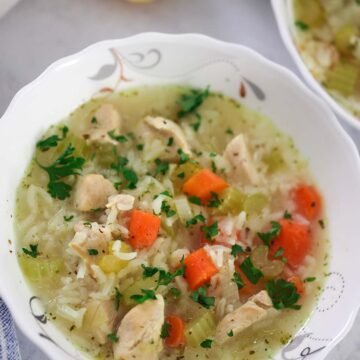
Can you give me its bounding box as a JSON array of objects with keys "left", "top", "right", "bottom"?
[
  {"left": 1, "top": 33, "right": 360, "bottom": 360},
  {"left": 271, "top": 0, "right": 360, "bottom": 131}
]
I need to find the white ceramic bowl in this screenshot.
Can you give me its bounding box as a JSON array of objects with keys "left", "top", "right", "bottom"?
[
  {"left": 271, "top": 0, "right": 360, "bottom": 131},
  {"left": 1, "top": 33, "right": 360, "bottom": 360}
]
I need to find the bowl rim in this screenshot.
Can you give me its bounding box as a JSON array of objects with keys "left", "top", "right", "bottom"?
[
  {"left": 270, "top": 0, "right": 360, "bottom": 131},
  {"left": 1, "top": 32, "right": 360, "bottom": 360}
]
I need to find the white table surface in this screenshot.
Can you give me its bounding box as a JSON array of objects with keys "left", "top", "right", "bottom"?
[{"left": 1, "top": 0, "right": 360, "bottom": 359}]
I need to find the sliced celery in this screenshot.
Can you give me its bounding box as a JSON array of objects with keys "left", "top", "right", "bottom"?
[
  {"left": 293, "top": 0, "right": 324, "bottom": 27},
  {"left": 243, "top": 193, "right": 268, "bottom": 214},
  {"left": 335, "top": 25, "right": 358, "bottom": 55},
  {"left": 326, "top": 62, "right": 360, "bottom": 97},
  {"left": 216, "top": 187, "right": 245, "bottom": 215},
  {"left": 185, "top": 311, "right": 216, "bottom": 347},
  {"left": 19, "top": 256, "right": 63, "bottom": 282},
  {"left": 263, "top": 148, "right": 285, "bottom": 173}
]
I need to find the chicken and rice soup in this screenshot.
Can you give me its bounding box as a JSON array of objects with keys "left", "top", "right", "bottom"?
[
  {"left": 292, "top": 0, "right": 360, "bottom": 119},
  {"left": 15, "top": 86, "right": 327, "bottom": 359}
]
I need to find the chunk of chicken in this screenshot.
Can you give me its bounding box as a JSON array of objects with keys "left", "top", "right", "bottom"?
[
  {"left": 83, "top": 300, "right": 118, "bottom": 344},
  {"left": 106, "top": 194, "right": 135, "bottom": 211},
  {"left": 144, "top": 116, "right": 191, "bottom": 157},
  {"left": 69, "top": 222, "right": 112, "bottom": 265},
  {"left": 83, "top": 103, "right": 122, "bottom": 144},
  {"left": 224, "top": 134, "right": 259, "bottom": 185},
  {"left": 113, "top": 295, "right": 164, "bottom": 360},
  {"left": 215, "top": 290, "right": 274, "bottom": 344},
  {"left": 74, "top": 174, "right": 117, "bottom": 212}
]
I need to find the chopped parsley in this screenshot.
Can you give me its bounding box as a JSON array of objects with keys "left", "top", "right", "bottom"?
[
  {"left": 266, "top": 279, "right": 301, "bottom": 310},
  {"left": 169, "top": 287, "right": 181, "bottom": 298},
  {"left": 190, "top": 113, "right": 202, "bottom": 132},
  {"left": 227, "top": 330, "right": 234, "bottom": 337},
  {"left": 273, "top": 247, "right": 284, "bottom": 259},
  {"left": 304, "top": 277, "right": 316, "bottom": 283},
  {"left": 231, "top": 244, "right": 244, "bottom": 257},
  {"left": 177, "top": 172, "right": 185, "bottom": 179},
  {"left": 357, "top": 0, "right": 360, "bottom": 5},
  {"left": 190, "top": 286, "right": 215, "bottom": 309},
  {"left": 36, "top": 126, "right": 68, "bottom": 152},
  {"left": 200, "top": 339, "right": 213, "bottom": 348},
  {"left": 160, "top": 190, "right": 172, "bottom": 198},
  {"left": 185, "top": 213, "right": 206, "bottom": 227},
  {"left": 177, "top": 87, "right": 209, "bottom": 118},
  {"left": 167, "top": 137, "right": 174, "bottom": 147},
  {"left": 177, "top": 148, "right": 190, "bottom": 164},
  {"left": 211, "top": 160, "right": 217, "bottom": 173},
  {"left": 90, "top": 207, "right": 105, "bottom": 213},
  {"left": 108, "top": 130, "right": 128, "bottom": 143},
  {"left": 225, "top": 128, "right": 234, "bottom": 135},
  {"left": 22, "top": 244, "right": 39, "bottom": 258},
  {"left": 257, "top": 221, "right": 281, "bottom": 247},
  {"left": 136, "top": 144, "right": 144, "bottom": 151},
  {"left": 188, "top": 195, "right": 202, "bottom": 205},
  {"left": 161, "top": 200, "right": 176, "bottom": 218},
  {"left": 240, "top": 257, "right": 263, "bottom": 284},
  {"left": 207, "top": 191, "right": 221, "bottom": 208},
  {"left": 295, "top": 20, "right": 309, "bottom": 31},
  {"left": 83, "top": 222, "right": 92, "bottom": 228},
  {"left": 160, "top": 321, "right": 171, "bottom": 339},
  {"left": 114, "top": 287, "right": 122, "bottom": 311},
  {"left": 154, "top": 159, "right": 170, "bottom": 176},
  {"left": 87, "top": 249, "right": 98, "bottom": 256},
  {"left": 232, "top": 272, "right": 244, "bottom": 289},
  {"left": 107, "top": 332, "right": 119, "bottom": 343},
  {"left": 209, "top": 152, "right": 217, "bottom": 157},
  {"left": 63, "top": 215, "right": 74, "bottom": 222},
  {"left": 283, "top": 210, "right": 292, "bottom": 219},
  {"left": 130, "top": 289, "right": 157, "bottom": 304},
  {"left": 111, "top": 156, "right": 138, "bottom": 189},
  {"left": 141, "top": 264, "right": 159, "bottom": 278},
  {"left": 91, "top": 116, "right": 97, "bottom": 124},
  {"left": 201, "top": 222, "right": 219, "bottom": 242},
  {"left": 38, "top": 144, "right": 85, "bottom": 199}
]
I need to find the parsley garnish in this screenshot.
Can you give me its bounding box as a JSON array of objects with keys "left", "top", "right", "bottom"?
[
  {"left": 87, "top": 249, "right": 98, "bottom": 256},
  {"left": 190, "top": 113, "right": 202, "bottom": 132},
  {"left": 295, "top": 20, "right": 309, "bottom": 31},
  {"left": 177, "top": 87, "right": 209, "bottom": 118},
  {"left": 83, "top": 222, "right": 92, "bottom": 228},
  {"left": 232, "top": 272, "right": 244, "bottom": 289},
  {"left": 227, "top": 330, "right": 234, "bottom": 337},
  {"left": 160, "top": 190, "right": 172, "bottom": 198},
  {"left": 167, "top": 137, "right": 174, "bottom": 147},
  {"left": 266, "top": 279, "right": 301, "bottom": 310},
  {"left": 130, "top": 289, "right": 157, "bottom": 304},
  {"left": 201, "top": 222, "right": 219, "bottom": 242},
  {"left": 38, "top": 144, "right": 85, "bottom": 199},
  {"left": 240, "top": 257, "right": 263, "bottom": 284},
  {"left": 63, "top": 215, "right": 74, "bottom": 222},
  {"left": 211, "top": 160, "right": 217, "bottom": 173},
  {"left": 141, "top": 264, "right": 159, "bottom": 278},
  {"left": 209, "top": 152, "right": 217, "bottom": 157},
  {"left": 356, "top": 0, "right": 360, "bottom": 5},
  {"left": 185, "top": 214, "right": 206, "bottom": 227},
  {"left": 107, "top": 332, "right": 119, "bottom": 343},
  {"left": 154, "top": 159, "right": 170, "bottom": 176},
  {"left": 226, "top": 128, "right": 233, "bottom": 135},
  {"left": 169, "top": 287, "right": 181, "bottom": 297},
  {"left": 283, "top": 210, "right": 292, "bottom": 219},
  {"left": 36, "top": 126, "right": 68, "bottom": 152},
  {"left": 91, "top": 116, "right": 97, "bottom": 124},
  {"left": 257, "top": 221, "right": 281, "bottom": 247},
  {"left": 108, "top": 130, "right": 128, "bottom": 143},
  {"left": 188, "top": 195, "right": 201, "bottom": 205},
  {"left": 114, "top": 287, "right": 122, "bottom": 311},
  {"left": 161, "top": 200, "right": 176, "bottom": 218},
  {"left": 136, "top": 143, "right": 144, "bottom": 151},
  {"left": 177, "top": 172, "right": 185, "bottom": 179},
  {"left": 273, "top": 247, "right": 284, "bottom": 258},
  {"left": 190, "top": 286, "right": 215, "bottom": 309},
  {"left": 231, "top": 244, "right": 244, "bottom": 257},
  {"left": 177, "top": 148, "right": 189, "bottom": 164},
  {"left": 111, "top": 156, "right": 138, "bottom": 189},
  {"left": 200, "top": 339, "right": 213, "bottom": 348},
  {"left": 304, "top": 277, "right": 316, "bottom": 283},
  {"left": 207, "top": 191, "right": 221, "bottom": 208},
  {"left": 22, "top": 244, "right": 39, "bottom": 258},
  {"left": 160, "top": 321, "right": 171, "bottom": 339},
  {"left": 90, "top": 207, "right": 105, "bottom": 213}
]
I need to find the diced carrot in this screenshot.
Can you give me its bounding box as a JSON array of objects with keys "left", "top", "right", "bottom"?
[
  {"left": 165, "top": 315, "right": 185, "bottom": 348},
  {"left": 287, "top": 275, "right": 304, "bottom": 295},
  {"left": 182, "top": 169, "right": 229, "bottom": 201},
  {"left": 293, "top": 185, "right": 322, "bottom": 221},
  {"left": 269, "top": 219, "right": 311, "bottom": 268},
  {"left": 184, "top": 248, "right": 219, "bottom": 290},
  {"left": 128, "top": 209, "right": 161, "bottom": 249},
  {"left": 235, "top": 263, "right": 264, "bottom": 298}
]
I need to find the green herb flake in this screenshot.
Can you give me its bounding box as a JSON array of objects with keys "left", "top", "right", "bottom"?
[
  {"left": 273, "top": 247, "right": 284, "bottom": 258},
  {"left": 240, "top": 257, "right": 263, "bottom": 284},
  {"left": 207, "top": 191, "right": 221, "bottom": 208},
  {"left": 225, "top": 128, "right": 234, "bottom": 135},
  {"left": 227, "top": 330, "right": 234, "bottom": 337},
  {"left": 141, "top": 264, "right": 159, "bottom": 278},
  {"left": 232, "top": 272, "right": 244, "bottom": 289},
  {"left": 200, "top": 339, "right": 213, "bottom": 349},
  {"left": 169, "top": 287, "right": 181, "bottom": 298},
  {"left": 177, "top": 87, "right": 209, "bottom": 118},
  {"left": 190, "top": 286, "right": 215, "bottom": 309},
  {"left": 161, "top": 200, "right": 176, "bottom": 218},
  {"left": 130, "top": 289, "right": 157, "bottom": 304},
  {"left": 283, "top": 210, "right": 292, "bottom": 219},
  {"left": 87, "top": 248, "right": 99, "bottom": 256},
  {"left": 111, "top": 156, "right": 138, "bottom": 189},
  {"left": 177, "top": 172, "right": 185, "bottom": 179},
  {"left": 231, "top": 244, "right": 244, "bottom": 257},
  {"left": 107, "top": 332, "right": 119, "bottom": 343},
  {"left": 160, "top": 321, "right": 171, "bottom": 339},
  {"left": 266, "top": 279, "right": 301, "bottom": 310},
  {"left": 295, "top": 20, "right": 309, "bottom": 31},
  {"left": 90, "top": 207, "right": 104, "bottom": 213},
  {"left": 63, "top": 215, "right": 74, "bottom": 222},
  {"left": 190, "top": 113, "right": 202, "bottom": 132},
  {"left": 257, "top": 221, "right": 281, "bottom": 247},
  {"left": 201, "top": 222, "right": 219, "bottom": 242},
  {"left": 114, "top": 287, "right": 122, "bottom": 311},
  {"left": 177, "top": 148, "right": 190, "bottom": 165},
  {"left": 209, "top": 152, "right": 217, "bottom": 157},
  {"left": 304, "top": 277, "right": 316, "bottom": 283},
  {"left": 185, "top": 213, "right": 206, "bottom": 227},
  {"left": 188, "top": 195, "right": 202, "bottom": 205},
  {"left": 167, "top": 137, "right": 174, "bottom": 147},
  {"left": 154, "top": 159, "right": 170, "bottom": 176},
  {"left": 36, "top": 126, "right": 68, "bottom": 152},
  {"left": 22, "top": 244, "right": 39, "bottom": 258},
  {"left": 38, "top": 144, "right": 85, "bottom": 200},
  {"left": 91, "top": 116, "right": 97, "bottom": 124},
  {"left": 136, "top": 144, "right": 144, "bottom": 151},
  {"left": 211, "top": 160, "right": 217, "bottom": 173},
  {"left": 108, "top": 130, "right": 128, "bottom": 143}
]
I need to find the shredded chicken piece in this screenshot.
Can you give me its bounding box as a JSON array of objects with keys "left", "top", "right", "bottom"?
[
  {"left": 113, "top": 295, "right": 164, "bottom": 360},
  {"left": 106, "top": 194, "right": 135, "bottom": 211},
  {"left": 224, "top": 134, "right": 259, "bottom": 185},
  {"left": 83, "top": 103, "right": 122, "bottom": 144},
  {"left": 74, "top": 174, "right": 117, "bottom": 212},
  {"left": 215, "top": 290, "right": 274, "bottom": 344}
]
